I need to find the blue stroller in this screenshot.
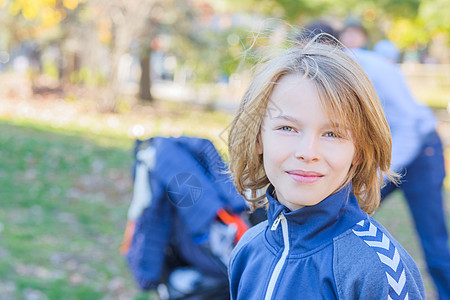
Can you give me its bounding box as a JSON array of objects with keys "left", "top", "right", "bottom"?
[{"left": 121, "top": 137, "right": 257, "bottom": 299}]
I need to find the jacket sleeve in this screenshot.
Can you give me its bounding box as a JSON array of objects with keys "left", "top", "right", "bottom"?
[
  {"left": 333, "top": 231, "right": 389, "bottom": 299},
  {"left": 228, "top": 221, "right": 267, "bottom": 300},
  {"left": 371, "top": 219, "right": 426, "bottom": 300},
  {"left": 333, "top": 228, "right": 425, "bottom": 300}
]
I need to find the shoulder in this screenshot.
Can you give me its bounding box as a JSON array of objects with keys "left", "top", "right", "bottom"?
[
  {"left": 333, "top": 218, "right": 425, "bottom": 299},
  {"left": 349, "top": 48, "right": 399, "bottom": 78},
  {"left": 350, "top": 48, "right": 388, "bottom": 65},
  {"left": 332, "top": 221, "right": 389, "bottom": 299},
  {"left": 369, "top": 219, "right": 426, "bottom": 299},
  {"left": 228, "top": 220, "right": 267, "bottom": 271},
  {"left": 228, "top": 220, "right": 267, "bottom": 299},
  {"left": 229, "top": 220, "right": 267, "bottom": 263}
]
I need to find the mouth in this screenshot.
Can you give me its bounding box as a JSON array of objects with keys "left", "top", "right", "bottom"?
[{"left": 286, "top": 170, "right": 324, "bottom": 184}]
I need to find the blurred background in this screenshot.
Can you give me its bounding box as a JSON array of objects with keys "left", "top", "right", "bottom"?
[{"left": 0, "top": 0, "right": 449, "bottom": 299}]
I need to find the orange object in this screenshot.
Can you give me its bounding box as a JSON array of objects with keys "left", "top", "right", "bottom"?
[
  {"left": 217, "top": 208, "right": 249, "bottom": 243},
  {"left": 120, "top": 220, "right": 136, "bottom": 255}
]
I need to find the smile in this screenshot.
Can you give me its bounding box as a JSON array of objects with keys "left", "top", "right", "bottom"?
[{"left": 286, "top": 170, "right": 324, "bottom": 184}]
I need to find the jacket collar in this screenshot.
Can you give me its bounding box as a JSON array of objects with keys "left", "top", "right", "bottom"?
[{"left": 265, "top": 183, "right": 367, "bottom": 254}]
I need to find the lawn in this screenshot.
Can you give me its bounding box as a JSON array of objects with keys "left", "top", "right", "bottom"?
[
  {"left": 0, "top": 120, "right": 138, "bottom": 299},
  {"left": 0, "top": 94, "right": 449, "bottom": 299}
]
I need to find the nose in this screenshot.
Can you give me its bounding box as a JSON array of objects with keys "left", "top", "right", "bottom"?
[{"left": 294, "top": 134, "right": 320, "bottom": 162}]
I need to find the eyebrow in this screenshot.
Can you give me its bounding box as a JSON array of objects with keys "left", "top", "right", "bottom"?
[
  {"left": 273, "top": 114, "right": 344, "bottom": 129},
  {"left": 272, "top": 114, "right": 300, "bottom": 124}
]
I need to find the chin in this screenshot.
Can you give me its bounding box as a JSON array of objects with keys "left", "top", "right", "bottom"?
[
  {"left": 289, "top": 190, "right": 324, "bottom": 206},
  {"left": 300, "top": 199, "right": 323, "bottom": 207},
  {"left": 286, "top": 196, "right": 323, "bottom": 209}
]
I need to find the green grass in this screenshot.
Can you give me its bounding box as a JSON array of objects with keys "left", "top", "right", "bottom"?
[
  {"left": 0, "top": 121, "right": 140, "bottom": 299},
  {"left": 0, "top": 97, "right": 448, "bottom": 299}
]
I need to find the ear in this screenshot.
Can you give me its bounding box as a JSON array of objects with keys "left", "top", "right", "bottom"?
[{"left": 256, "top": 134, "right": 263, "bottom": 155}]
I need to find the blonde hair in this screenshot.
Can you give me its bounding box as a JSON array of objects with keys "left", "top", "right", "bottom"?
[{"left": 228, "top": 35, "right": 397, "bottom": 215}]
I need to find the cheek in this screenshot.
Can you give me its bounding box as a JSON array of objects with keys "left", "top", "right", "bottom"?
[
  {"left": 261, "top": 139, "right": 287, "bottom": 171},
  {"left": 326, "top": 143, "right": 356, "bottom": 171},
  {"left": 340, "top": 147, "right": 356, "bottom": 172},
  {"left": 262, "top": 135, "right": 294, "bottom": 160}
]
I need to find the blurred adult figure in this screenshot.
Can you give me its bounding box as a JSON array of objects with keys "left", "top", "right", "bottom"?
[
  {"left": 374, "top": 39, "right": 400, "bottom": 63},
  {"left": 339, "top": 22, "right": 450, "bottom": 300},
  {"left": 339, "top": 23, "right": 368, "bottom": 49}
]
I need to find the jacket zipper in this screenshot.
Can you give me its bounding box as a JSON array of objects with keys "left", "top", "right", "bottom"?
[{"left": 265, "top": 212, "right": 289, "bottom": 300}]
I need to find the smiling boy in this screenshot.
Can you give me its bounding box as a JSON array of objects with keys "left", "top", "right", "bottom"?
[{"left": 227, "top": 36, "right": 425, "bottom": 299}]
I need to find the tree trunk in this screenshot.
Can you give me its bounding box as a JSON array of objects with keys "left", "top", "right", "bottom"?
[{"left": 139, "top": 51, "right": 152, "bottom": 101}]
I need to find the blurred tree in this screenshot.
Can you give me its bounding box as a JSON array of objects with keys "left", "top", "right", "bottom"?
[
  {"left": 222, "top": 0, "right": 449, "bottom": 47},
  {"left": 91, "top": 0, "right": 157, "bottom": 108},
  {"left": 133, "top": 1, "right": 254, "bottom": 92},
  {"left": 168, "top": 16, "right": 251, "bottom": 84},
  {"left": 2, "top": 0, "right": 448, "bottom": 108},
  {"left": 222, "top": 0, "right": 328, "bottom": 23},
  {"left": 90, "top": 0, "right": 203, "bottom": 108},
  {"left": 1, "top": 0, "right": 87, "bottom": 86},
  {"left": 387, "top": 18, "right": 429, "bottom": 49},
  {"left": 417, "top": 0, "right": 450, "bottom": 38},
  {"left": 3, "top": 0, "right": 83, "bottom": 28}
]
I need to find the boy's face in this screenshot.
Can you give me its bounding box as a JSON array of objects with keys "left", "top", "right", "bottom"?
[{"left": 257, "top": 74, "right": 356, "bottom": 211}]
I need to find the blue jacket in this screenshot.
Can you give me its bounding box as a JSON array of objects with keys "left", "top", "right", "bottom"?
[
  {"left": 228, "top": 184, "right": 425, "bottom": 299},
  {"left": 127, "top": 136, "right": 247, "bottom": 289}
]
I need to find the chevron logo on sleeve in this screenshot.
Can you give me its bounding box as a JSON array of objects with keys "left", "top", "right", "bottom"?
[{"left": 352, "top": 220, "right": 409, "bottom": 300}]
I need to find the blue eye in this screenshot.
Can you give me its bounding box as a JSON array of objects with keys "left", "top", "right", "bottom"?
[
  {"left": 324, "top": 132, "right": 338, "bottom": 138},
  {"left": 280, "top": 126, "right": 294, "bottom": 132}
]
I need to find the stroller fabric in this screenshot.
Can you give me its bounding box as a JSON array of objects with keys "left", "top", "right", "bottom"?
[{"left": 124, "top": 136, "right": 248, "bottom": 290}]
